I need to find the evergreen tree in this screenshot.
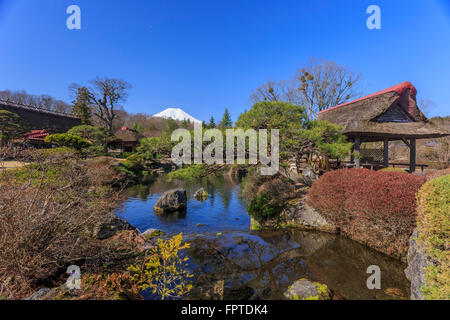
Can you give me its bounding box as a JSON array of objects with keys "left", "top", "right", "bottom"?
[
  {"left": 208, "top": 116, "right": 216, "bottom": 129},
  {"left": 133, "top": 122, "right": 144, "bottom": 134},
  {"left": 166, "top": 118, "right": 179, "bottom": 133},
  {"left": 219, "top": 108, "right": 232, "bottom": 129},
  {"left": 71, "top": 87, "right": 92, "bottom": 125}
]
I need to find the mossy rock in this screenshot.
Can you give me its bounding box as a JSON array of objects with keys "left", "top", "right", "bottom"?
[
  {"left": 284, "top": 278, "right": 331, "bottom": 300},
  {"left": 193, "top": 188, "right": 209, "bottom": 201},
  {"left": 142, "top": 228, "right": 166, "bottom": 240}
]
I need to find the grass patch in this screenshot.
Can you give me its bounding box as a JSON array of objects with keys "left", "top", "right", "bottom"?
[
  {"left": 416, "top": 174, "right": 450, "bottom": 300},
  {"left": 167, "top": 164, "right": 206, "bottom": 182}
]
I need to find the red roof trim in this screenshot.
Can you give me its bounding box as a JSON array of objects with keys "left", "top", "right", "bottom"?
[
  {"left": 21, "top": 130, "right": 49, "bottom": 141},
  {"left": 318, "top": 81, "right": 417, "bottom": 114}
]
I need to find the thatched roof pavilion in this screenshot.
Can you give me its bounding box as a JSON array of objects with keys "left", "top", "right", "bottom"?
[
  {"left": 110, "top": 126, "right": 143, "bottom": 153},
  {"left": 318, "top": 81, "right": 449, "bottom": 172}
]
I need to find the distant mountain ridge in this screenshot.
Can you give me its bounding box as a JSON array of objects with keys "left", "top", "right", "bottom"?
[{"left": 153, "top": 108, "right": 201, "bottom": 123}]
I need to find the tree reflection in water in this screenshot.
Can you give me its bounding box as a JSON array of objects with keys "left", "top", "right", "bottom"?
[{"left": 187, "top": 229, "right": 410, "bottom": 300}]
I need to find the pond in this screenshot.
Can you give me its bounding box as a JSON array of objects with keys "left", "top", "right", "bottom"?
[
  {"left": 117, "top": 173, "right": 250, "bottom": 234},
  {"left": 116, "top": 173, "right": 410, "bottom": 300}
]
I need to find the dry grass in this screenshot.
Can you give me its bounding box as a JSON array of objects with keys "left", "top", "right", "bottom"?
[{"left": 0, "top": 150, "right": 136, "bottom": 299}]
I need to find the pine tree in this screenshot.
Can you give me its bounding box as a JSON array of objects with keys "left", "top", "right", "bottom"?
[
  {"left": 219, "top": 108, "right": 232, "bottom": 129},
  {"left": 208, "top": 116, "right": 216, "bottom": 129},
  {"left": 72, "top": 87, "right": 91, "bottom": 125}
]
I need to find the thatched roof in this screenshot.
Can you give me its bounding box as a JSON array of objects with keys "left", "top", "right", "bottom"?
[
  {"left": 114, "top": 127, "right": 143, "bottom": 143},
  {"left": 318, "top": 82, "right": 449, "bottom": 141}
]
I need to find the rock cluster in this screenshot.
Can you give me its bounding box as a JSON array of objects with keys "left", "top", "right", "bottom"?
[{"left": 251, "top": 197, "right": 337, "bottom": 233}]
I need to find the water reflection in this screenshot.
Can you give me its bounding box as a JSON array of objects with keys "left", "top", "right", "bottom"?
[
  {"left": 116, "top": 173, "right": 250, "bottom": 234},
  {"left": 187, "top": 229, "right": 410, "bottom": 300},
  {"left": 117, "top": 174, "right": 410, "bottom": 300}
]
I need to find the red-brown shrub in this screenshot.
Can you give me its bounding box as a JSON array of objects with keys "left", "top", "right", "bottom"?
[{"left": 307, "top": 169, "right": 426, "bottom": 258}]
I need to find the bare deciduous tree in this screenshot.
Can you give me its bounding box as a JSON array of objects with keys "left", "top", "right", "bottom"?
[
  {"left": 249, "top": 60, "right": 363, "bottom": 120},
  {"left": 0, "top": 90, "right": 72, "bottom": 114},
  {"left": 295, "top": 60, "right": 363, "bottom": 119},
  {"left": 249, "top": 80, "right": 282, "bottom": 104},
  {"left": 418, "top": 98, "right": 436, "bottom": 117},
  {"left": 70, "top": 78, "right": 132, "bottom": 135}
]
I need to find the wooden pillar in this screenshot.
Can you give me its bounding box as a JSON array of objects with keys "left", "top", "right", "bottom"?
[
  {"left": 350, "top": 146, "right": 354, "bottom": 163},
  {"left": 354, "top": 138, "right": 361, "bottom": 168},
  {"left": 383, "top": 140, "right": 389, "bottom": 168},
  {"left": 410, "top": 138, "right": 416, "bottom": 173}
]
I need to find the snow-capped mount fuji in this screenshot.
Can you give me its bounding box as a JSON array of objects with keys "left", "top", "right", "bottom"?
[{"left": 153, "top": 108, "right": 201, "bottom": 123}]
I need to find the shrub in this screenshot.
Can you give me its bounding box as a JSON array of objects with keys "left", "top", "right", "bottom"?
[
  {"left": 67, "top": 125, "right": 107, "bottom": 144},
  {"left": 235, "top": 101, "right": 307, "bottom": 159},
  {"left": 416, "top": 174, "right": 450, "bottom": 300},
  {"left": 257, "top": 177, "right": 297, "bottom": 202},
  {"left": 0, "top": 155, "right": 128, "bottom": 298},
  {"left": 307, "top": 169, "right": 426, "bottom": 258},
  {"left": 135, "top": 135, "right": 173, "bottom": 161},
  {"left": 0, "top": 145, "right": 36, "bottom": 162},
  {"left": 44, "top": 133, "right": 91, "bottom": 151},
  {"left": 247, "top": 193, "right": 284, "bottom": 223},
  {"left": 300, "top": 120, "right": 352, "bottom": 159},
  {"left": 128, "top": 233, "right": 193, "bottom": 300}
]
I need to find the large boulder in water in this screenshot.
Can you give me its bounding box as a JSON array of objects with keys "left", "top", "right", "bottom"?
[{"left": 153, "top": 188, "right": 187, "bottom": 214}]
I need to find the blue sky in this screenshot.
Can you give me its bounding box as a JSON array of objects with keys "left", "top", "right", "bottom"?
[{"left": 0, "top": 0, "right": 449, "bottom": 122}]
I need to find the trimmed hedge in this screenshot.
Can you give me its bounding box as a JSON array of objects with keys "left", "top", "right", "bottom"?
[
  {"left": 416, "top": 174, "right": 450, "bottom": 300},
  {"left": 307, "top": 169, "right": 426, "bottom": 258}
]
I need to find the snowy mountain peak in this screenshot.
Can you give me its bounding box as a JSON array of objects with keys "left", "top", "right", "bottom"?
[{"left": 153, "top": 108, "right": 201, "bottom": 123}]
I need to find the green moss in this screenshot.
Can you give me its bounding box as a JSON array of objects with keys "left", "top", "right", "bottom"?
[
  {"left": 286, "top": 279, "right": 331, "bottom": 300},
  {"left": 304, "top": 295, "right": 320, "bottom": 300},
  {"left": 315, "top": 282, "right": 331, "bottom": 299},
  {"left": 167, "top": 165, "right": 206, "bottom": 182},
  {"left": 416, "top": 174, "right": 450, "bottom": 300},
  {"left": 247, "top": 193, "right": 283, "bottom": 223}
]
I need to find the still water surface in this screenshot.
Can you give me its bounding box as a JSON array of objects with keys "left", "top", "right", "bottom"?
[
  {"left": 117, "top": 174, "right": 410, "bottom": 300},
  {"left": 117, "top": 174, "right": 250, "bottom": 234}
]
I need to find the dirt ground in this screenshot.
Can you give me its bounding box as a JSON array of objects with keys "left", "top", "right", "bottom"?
[{"left": 0, "top": 161, "right": 29, "bottom": 170}]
